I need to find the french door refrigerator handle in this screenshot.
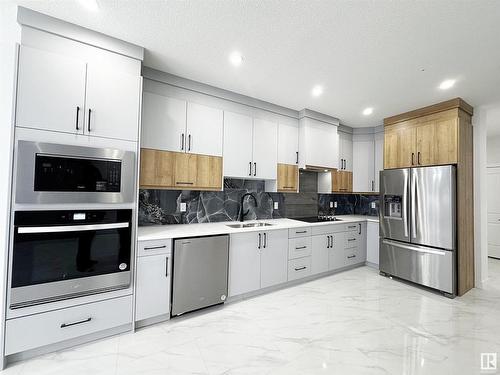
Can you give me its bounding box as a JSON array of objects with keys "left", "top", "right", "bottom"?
[
  {"left": 411, "top": 169, "right": 418, "bottom": 239},
  {"left": 402, "top": 170, "right": 410, "bottom": 239}
]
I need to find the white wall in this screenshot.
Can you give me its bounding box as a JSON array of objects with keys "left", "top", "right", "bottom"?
[
  {"left": 475, "top": 103, "right": 500, "bottom": 287},
  {"left": 487, "top": 135, "right": 500, "bottom": 165},
  {"left": 0, "top": 2, "right": 20, "bottom": 369}
]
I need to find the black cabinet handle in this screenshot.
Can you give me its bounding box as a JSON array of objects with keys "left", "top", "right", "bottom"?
[
  {"left": 263, "top": 232, "right": 267, "bottom": 248},
  {"left": 348, "top": 238, "right": 356, "bottom": 242},
  {"left": 411, "top": 153, "right": 415, "bottom": 165},
  {"left": 176, "top": 181, "right": 194, "bottom": 185},
  {"left": 165, "top": 256, "right": 169, "bottom": 277},
  {"left": 87, "top": 108, "right": 92, "bottom": 132},
  {"left": 347, "top": 255, "right": 356, "bottom": 259},
  {"left": 294, "top": 266, "right": 307, "bottom": 271},
  {"left": 344, "top": 159, "right": 346, "bottom": 170},
  {"left": 188, "top": 134, "right": 191, "bottom": 151},
  {"left": 249, "top": 162, "right": 252, "bottom": 176},
  {"left": 61, "top": 317, "right": 92, "bottom": 328},
  {"left": 417, "top": 152, "right": 421, "bottom": 165},
  {"left": 295, "top": 246, "right": 307, "bottom": 250},
  {"left": 296, "top": 230, "right": 307, "bottom": 234},
  {"left": 296, "top": 151, "right": 299, "bottom": 164},
  {"left": 258, "top": 233, "right": 261, "bottom": 249},
  {"left": 327, "top": 235, "right": 331, "bottom": 248},
  {"left": 181, "top": 133, "right": 185, "bottom": 151},
  {"left": 144, "top": 245, "right": 167, "bottom": 251},
  {"left": 359, "top": 223, "right": 361, "bottom": 235},
  {"left": 254, "top": 162, "right": 257, "bottom": 176},
  {"left": 75, "top": 106, "right": 80, "bottom": 130}
]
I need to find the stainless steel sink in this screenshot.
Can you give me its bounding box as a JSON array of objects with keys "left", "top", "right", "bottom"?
[{"left": 226, "top": 222, "right": 275, "bottom": 229}]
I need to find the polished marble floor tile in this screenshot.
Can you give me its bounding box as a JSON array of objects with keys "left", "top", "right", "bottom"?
[{"left": 5, "top": 260, "right": 500, "bottom": 375}]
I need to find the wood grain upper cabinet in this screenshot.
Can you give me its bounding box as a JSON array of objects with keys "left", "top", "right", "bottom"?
[
  {"left": 16, "top": 46, "right": 86, "bottom": 134},
  {"left": 142, "top": 92, "right": 187, "bottom": 152},
  {"left": 384, "top": 125, "right": 417, "bottom": 169},
  {"left": 332, "top": 170, "right": 352, "bottom": 192},
  {"left": 186, "top": 102, "right": 224, "bottom": 156},
  {"left": 277, "top": 164, "right": 298, "bottom": 192},
  {"left": 139, "top": 149, "right": 222, "bottom": 191},
  {"left": 85, "top": 64, "right": 141, "bottom": 141}
]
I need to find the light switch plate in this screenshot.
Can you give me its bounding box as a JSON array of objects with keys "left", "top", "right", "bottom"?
[
  {"left": 334, "top": 202, "right": 338, "bottom": 208},
  {"left": 180, "top": 202, "right": 187, "bottom": 212},
  {"left": 371, "top": 202, "right": 376, "bottom": 209},
  {"left": 274, "top": 201, "right": 279, "bottom": 210},
  {"left": 329, "top": 201, "right": 334, "bottom": 208}
]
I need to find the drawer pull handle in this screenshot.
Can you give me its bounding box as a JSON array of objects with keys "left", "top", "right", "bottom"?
[
  {"left": 283, "top": 186, "right": 295, "bottom": 189},
  {"left": 348, "top": 238, "right": 356, "bottom": 242},
  {"left": 296, "top": 230, "right": 307, "bottom": 234},
  {"left": 295, "top": 246, "right": 307, "bottom": 250},
  {"left": 348, "top": 225, "right": 356, "bottom": 229},
  {"left": 294, "top": 266, "right": 307, "bottom": 271},
  {"left": 176, "top": 182, "right": 194, "bottom": 185},
  {"left": 347, "top": 255, "right": 356, "bottom": 259},
  {"left": 60, "top": 317, "right": 92, "bottom": 328},
  {"left": 144, "top": 245, "right": 167, "bottom": 251}
]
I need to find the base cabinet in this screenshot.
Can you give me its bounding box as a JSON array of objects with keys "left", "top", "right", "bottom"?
[
  {"left": 311, "top": 235, "right": 329, "bottom": 275},
  {"left": 366, "top": 221, "right": 380, "bottom": 266},
  {"left": 229, "top": 229, "right": 288, "bottom": 297},
  {"left": 5, "top": 295, "right": 132, "bottom": 355}
]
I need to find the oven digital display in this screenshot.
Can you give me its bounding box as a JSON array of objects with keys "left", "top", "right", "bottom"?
[{"left": 73, "top": 213, "right": 86, "bottom": 220}]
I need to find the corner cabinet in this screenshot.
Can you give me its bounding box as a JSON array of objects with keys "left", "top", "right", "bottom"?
[
  {"left": 223, "top": 111, "right": 278, "bottom": 179},
  {"left": 383, "top": 97, "right": 474, "bottom": 296},
  {"left": 16, "top": 45, "right": 141, "bottom": 141}
]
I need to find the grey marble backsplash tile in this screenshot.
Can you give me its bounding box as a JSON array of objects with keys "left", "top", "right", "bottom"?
[{"left": 138, "top": 176, "right": 379, "bottom": 226}]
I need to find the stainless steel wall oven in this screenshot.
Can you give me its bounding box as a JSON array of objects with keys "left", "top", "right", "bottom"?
[{"left": 10, "top": 209, "right": 132, "bottom": 309}]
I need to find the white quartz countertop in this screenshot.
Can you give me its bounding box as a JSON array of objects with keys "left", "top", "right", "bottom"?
[{"left": 137, "top": 215, "right": 379, "bottom": 241}]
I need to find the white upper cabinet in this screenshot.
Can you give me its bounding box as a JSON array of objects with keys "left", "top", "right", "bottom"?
[
  {"left": 223, "top": 111, "right": 254, "bottom": 178},
  {"left": 278, "top": 117, "right": 299, "bottom": 165},
  {"left": 299, "top": 116, "right": 339, "bottom": 169},
  {"left": 338, "top": 131, "right": 353, "bottom": 171},
  {"left": 223, "top": 111, "right": 278, "bottom": 179},
  {"left": 141, "top": 92, "right": 187, "bottom": 151},
  {"left": 253, "top": 118, "right": 278, "bottom": 179},
  {"left": 374, "top": 131, "right": 384, "bottom": 192},
  {"left": 85, "top": 64, "right": 141, "bottom": 141},
  {"left": 142, "top": 95, "right": 223, "bottom": 156},
  {"left": 353, "top": 135, "right": 375, "bottom": 192},
  {"left": 16, "top": 46, "right": 86, "bottom": 135},
  {"left": 16, "top": 44, "right": 141, "bottom": 142},
  {"left": 186, "top": 102, "right": 223, "bottom": 156}
]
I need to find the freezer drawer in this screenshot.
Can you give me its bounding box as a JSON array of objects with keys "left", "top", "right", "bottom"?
[
  {"left": 379, "top": 239, "right": 455, "bottom": 295},
  {"left": 172, "top": 235, "right": 229, "bottom": 316}
]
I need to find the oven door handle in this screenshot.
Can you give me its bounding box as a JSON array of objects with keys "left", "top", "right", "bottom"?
[{"left": 17, "top": 222, "right": 129, "bottom": 234}]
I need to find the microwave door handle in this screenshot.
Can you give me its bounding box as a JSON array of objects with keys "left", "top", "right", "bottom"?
[{"left": 17, "top": 222, "right": 129, "bottom": 234}]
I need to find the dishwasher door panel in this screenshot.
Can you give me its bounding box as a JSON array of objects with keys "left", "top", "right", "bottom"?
[{"left": 172, "top": 235, "right": 229, "bottom": 316}]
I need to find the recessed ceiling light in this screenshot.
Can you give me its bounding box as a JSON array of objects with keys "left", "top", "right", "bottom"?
[
  {"left": 439, "top": 79, "right": 456, "bottom": 90},
  {"left": 311, "top": 85, "right": 323, "bottom": 97},
  {"left": 79, "top": 0, "right": 99, "bottom": 11},
  {"left": 363, "top": 107, "right": 373, "bottom": 116},
  {"left": 229, "top": 51, "right": 244, "bottom": 67}
]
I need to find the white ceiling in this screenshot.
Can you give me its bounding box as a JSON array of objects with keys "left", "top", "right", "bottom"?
[{"left": 9, "top": 0, "right": 500, "bottom": 127}]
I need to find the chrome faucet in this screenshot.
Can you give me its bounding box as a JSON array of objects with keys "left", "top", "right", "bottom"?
[{"left": 239, "top": 193, "right": 258, "bottom": 222}]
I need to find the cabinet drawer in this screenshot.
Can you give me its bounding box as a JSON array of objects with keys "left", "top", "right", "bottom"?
[
  {"left": 138, "top": 239, "right": 172, "bottom": 257},
  {"left": 312, "top": 224, "right": 346, "bottom": 236},
  {"left": 344, "top": 247, "right": 361, "bottom": 266},
  {"left": 344, "top": 223, "right": 361, "bottom": 233},
  {"left": 344, "top": 233, "right": 359, "bottom": 248},
  {"left": 488, "top": 214, "right": 500, "bottom": 223},
  {"left": 5, "top": 295, "right": 132, "bottom": 355},
  {"left": 288, "top": 237, "right": 312, "bottom": 259},
  {"left": 289, "top": 227, "right": 311, "bottom": 238},
  {"left": 288, "top": 257, "right": 312, "bottom": 281}
]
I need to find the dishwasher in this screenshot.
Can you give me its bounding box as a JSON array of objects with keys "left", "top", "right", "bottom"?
[{"left": 171, "top": 235, "right": 229, "bottom": 316}]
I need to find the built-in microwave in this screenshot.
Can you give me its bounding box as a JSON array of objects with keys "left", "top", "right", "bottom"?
[
  {"left": 10, "top": 209, "right": 132, "bottom": 309},
  {"left": 15, "top": 141, "right": 135, "bottom": 205}
]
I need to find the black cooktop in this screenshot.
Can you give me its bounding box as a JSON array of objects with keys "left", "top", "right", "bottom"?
[{"left": 295, "top": 216, "right": 341, "bottom": 223}]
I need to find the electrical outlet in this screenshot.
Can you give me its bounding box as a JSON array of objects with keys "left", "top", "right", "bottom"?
[
  {"left": 274, "top": 201, "right": 279, "bottom": 210},
  {"left": 371, "top": 202, "right": 376, "bottom": 209},
  {"left": 329, "top": 201, "right": 333, "bottom": 208},
  {"left": 180, "top": 202, "right": 187, "bottom": 212},
  {"left": 334, "top": 201, "right": 338, "bottom": 208}
]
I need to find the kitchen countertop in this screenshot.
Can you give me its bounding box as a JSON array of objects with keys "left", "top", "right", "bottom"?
[{"left": 137, "top": 215, "right": 379, "bottom": 241}]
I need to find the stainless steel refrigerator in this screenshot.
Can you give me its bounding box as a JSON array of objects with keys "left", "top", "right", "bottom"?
[{"left": 379, "top": 165, "right": 456, "bottom": 296}]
